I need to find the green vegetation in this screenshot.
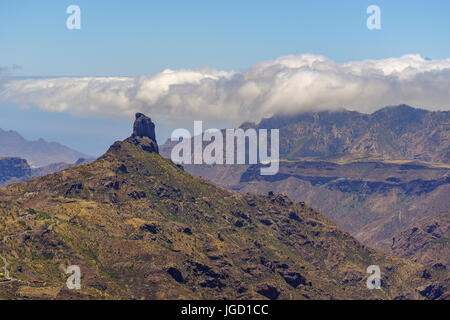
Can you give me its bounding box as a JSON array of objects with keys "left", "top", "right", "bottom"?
[{"left": 26, "top": 208, "right": 52, "bottom": 219}]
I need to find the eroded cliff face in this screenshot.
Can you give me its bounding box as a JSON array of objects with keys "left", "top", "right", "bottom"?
[
  {"left": 1, "top": 113, "right": 447, "bottom": 300},
  {"left": 159, "top": 105, "right": 450, "bottom": 253},
  {"left": 0, "top": 128, "right": 90, "bottom": 167},
  {"left": 389, "top": 211, "right": 450, "bottom": 269},
  {"left": 0, "top": 157, "right": 31, "bottom": 188}
]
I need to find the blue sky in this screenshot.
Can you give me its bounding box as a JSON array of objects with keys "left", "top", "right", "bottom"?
[
  {"left": 1, "top": 0, "right": 450, "bottom": 156},
  {"left": 2, "top": 0, "right": 450, "bottom": 76}
]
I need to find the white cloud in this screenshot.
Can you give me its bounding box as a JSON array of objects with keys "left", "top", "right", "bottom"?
[{"left": 1, "top": 54, "right": 449, "bottom": 126}]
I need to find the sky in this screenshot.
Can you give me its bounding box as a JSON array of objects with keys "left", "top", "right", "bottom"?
[{"left": 1, "top": 0, "right": 450, "bottom": 156}]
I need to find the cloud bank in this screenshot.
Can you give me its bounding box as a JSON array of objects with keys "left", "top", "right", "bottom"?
[{"left": 1, "top": 54, "right": 450, "bottom": 126}]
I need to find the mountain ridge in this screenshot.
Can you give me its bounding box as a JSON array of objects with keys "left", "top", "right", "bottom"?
[
  {"left": 0, "top": 128, "right": 90, "bottom": 167},
  {"left": 255, "top": 105, "right": 449, "bottom": 163},
  {"left": 1, "top": 113, "right": 447, "bottom": 300},
  {"left": 389, "top": 211, "right": 449, "bottom": 268}
]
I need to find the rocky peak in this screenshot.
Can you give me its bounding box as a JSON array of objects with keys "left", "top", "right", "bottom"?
[
  {"left": 132, "top": 113, "right": 157, "bottom": 142},
  {"left": 124, "top": 113, "right": 159, "bottom": 154}
]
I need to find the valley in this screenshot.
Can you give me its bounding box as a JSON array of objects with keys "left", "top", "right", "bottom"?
[{"left": 0, "top": 113, "right": 447, "bottom": 300}]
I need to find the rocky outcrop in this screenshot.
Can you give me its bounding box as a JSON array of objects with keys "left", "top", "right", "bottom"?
[
  {"left": 1, "top": 109, "right": 448, "bottom": 300},
  {"left": 126, "top": 113, "right": 159, "bottom": 154},
  {"left": 132, "top": 113, "right": 157, "bottom": 141},
  {"left": 173, "top": 155, "right": 450, "bottom": 250}
]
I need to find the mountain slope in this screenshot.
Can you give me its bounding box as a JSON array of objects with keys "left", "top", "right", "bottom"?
[
  {"left": 0, "top": 157, "right": 31, "bottom": 188},
  {"left": 189, "top": 160, "right": 449, "bottom": 250},
  {"left": 0, "top": 128, "right": 90, "bottom": 167},
  {"left": 0, "top": 114, "right": 447, "bottom": 300},
  {"left": 389, "top": 211, "right": 450, "bottom": 268},
  {"left": 0, "top": 157, "right": 94, "bottom": 189}
]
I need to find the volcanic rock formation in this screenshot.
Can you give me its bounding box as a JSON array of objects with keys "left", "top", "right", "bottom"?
[{"left": 126, "top": 113, "right": 159, "bottom": 154}]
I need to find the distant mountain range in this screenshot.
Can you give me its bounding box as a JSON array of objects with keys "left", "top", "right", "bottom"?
[
  {"left": 253, "top": 105, "right": 449, "bottom": 163},
  {"left": 0, "top": 157, "right": 30, "bottom": 188},
  {"left": 1, "top": 107, "right": 448, "bottom": 299},
  {"left": 0, "top": 128, "right": 90, "bottom": 167},
  {"left": 1, "top": 114, "right": 447, "bottom": 300},
  {"left": 160, "top": 105, "right": 450, "bottom": 257},
  {"left": 390, "top": 211, "right": 449, "bottom": 269}
]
